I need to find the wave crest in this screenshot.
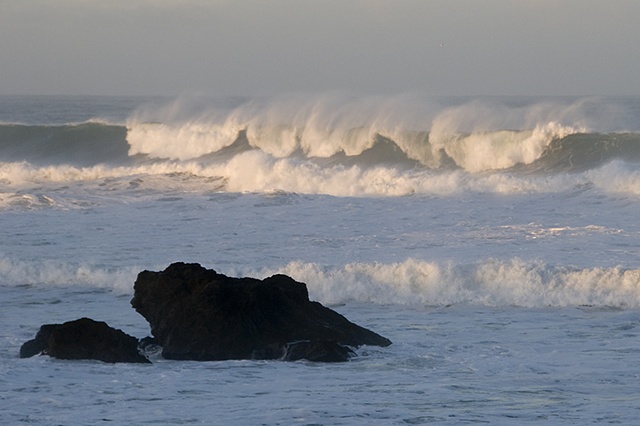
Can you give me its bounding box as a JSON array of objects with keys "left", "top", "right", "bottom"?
[
  {"left": 430, "top": 122, "right": 584, "bottom": 172},
  {"left": 4, "top": 256, "right": 639, "bottom": 308},
  {"left": 253, "top": 258, "right": 640, "bottom": 308},
  {"left": 124, "top": 96, "right": 627, "bottom": 174},
  {"left": 0, "top": 256, "right": 139, "bottom": 294},
  {"left": 4, "top": 96, "right": 640, "bottom": 199}
]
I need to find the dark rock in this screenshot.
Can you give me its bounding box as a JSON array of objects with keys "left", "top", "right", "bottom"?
[
  {"left": 131, "top": 262, "right": 391, "bottom": 361},
  {"left": 19, "top": 324, "right": 59, "bottom": 359},
  {"left": 20, "top": 318, "right": 150, "bottom": 364},
  {"left": 282, "top": 340, "right": 355, "bottom": 362}
]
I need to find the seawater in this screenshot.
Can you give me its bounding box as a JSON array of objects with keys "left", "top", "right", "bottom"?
[{"left": 2, "top": 94, "right": 640, "bottom": 424}]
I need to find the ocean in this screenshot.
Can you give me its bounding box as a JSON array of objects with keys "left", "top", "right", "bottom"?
[{"left": 1, "top": 94, "right": 640, "bottom": 424}]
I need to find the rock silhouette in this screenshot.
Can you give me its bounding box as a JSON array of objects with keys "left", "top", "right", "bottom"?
[
  {"left": 21, "top": 263, "right": 391, "bottom": 363},
  {"left": 20, "top": 317, "right": 150, "bottom": 364},
  {"left": 131, "top": 262, "right": 391, "bottom": 361}
]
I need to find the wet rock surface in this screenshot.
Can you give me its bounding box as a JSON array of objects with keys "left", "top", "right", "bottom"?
[
  {"left": 131, "top": 262, "right": 391, "bottom": 361},
  {"left": 20, "top": 317, "right": 150, "bottom": 364},
  {"left": 21, "top": 262, "right": 391, "bottom": 363}
]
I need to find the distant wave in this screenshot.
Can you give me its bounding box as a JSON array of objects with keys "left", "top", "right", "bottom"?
[
  {"left": 3, "top": 95, "right": 640, "bottom": 198},
  {"left": 0, "top": 122, "right": 130, "bottom": 166},
  {"left": 3, "top": 127, "right": 640, "bottom": 200},
  {"left": 124, "top": 94, "right": 640, "bottom": 173},
  {"left": 126, "top": 120, "right": 587, "bottom": 171},
  {"left": 3, "top": 255, "right": 640, "bottom": 308},
  {"left": 3, "top": 120, "right": 640, "bottom": 173},
  {"left": 521, "top": 132, "right": 640, "bottom": 172}
]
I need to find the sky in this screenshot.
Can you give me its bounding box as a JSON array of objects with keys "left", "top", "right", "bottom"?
[{"left": 1, "top": 0, "right": 639, "bottom": 97}]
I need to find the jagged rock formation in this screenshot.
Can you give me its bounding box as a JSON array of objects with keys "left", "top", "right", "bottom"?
[
  {"left": 131, "top": 262, "right": 391, "bottom": 361},
  {"left": 21, "top": 263, "right": 391, "bottom": 363}
]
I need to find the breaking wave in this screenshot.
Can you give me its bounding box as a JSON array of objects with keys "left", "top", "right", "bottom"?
[
  {"left": 2, "top": 95, "right": 640, "bottom": 198},
  {"left": 241, "top": 258, "right": 640, "bottom": 308},
  {"left": 0, "top": 256, "right": 139, "bottom": 294},
  {"left": 3, "top": 255, "right": 640, "bottom": 308}
]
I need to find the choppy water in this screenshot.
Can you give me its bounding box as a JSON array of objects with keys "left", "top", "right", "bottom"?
[{"left": 2, "top": 94, "right": 640, "bottom": 424}]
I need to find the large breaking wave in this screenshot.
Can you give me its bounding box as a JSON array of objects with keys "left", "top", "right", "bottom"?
[{"left": 2, "top": 95, "right": 640, "bottom": 199}]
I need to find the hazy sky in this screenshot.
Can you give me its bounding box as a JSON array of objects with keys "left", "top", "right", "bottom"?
[{"left": 2, "top": 0, "right": 639, "bottom": 97}]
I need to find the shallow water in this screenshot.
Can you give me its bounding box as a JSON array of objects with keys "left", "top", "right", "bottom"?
[{"left": 4, "top": 299, "right": 640, "bottom": 424}]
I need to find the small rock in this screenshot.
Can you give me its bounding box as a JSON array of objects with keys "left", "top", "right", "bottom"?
[{"left": 20, "top": 318, "right": 150, "bottom": 364}]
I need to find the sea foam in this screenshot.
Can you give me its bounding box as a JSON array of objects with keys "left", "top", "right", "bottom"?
[
  {"left": 237, "top": 258, "right": 640, "bottom": 308},
  {"left": 3, "top": 255, "right": 638, "bottom": 308}
]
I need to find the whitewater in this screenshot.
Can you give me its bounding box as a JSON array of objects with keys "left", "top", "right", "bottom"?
[{"left": 2, "top": 94, "right": 640, "bottom": 424}]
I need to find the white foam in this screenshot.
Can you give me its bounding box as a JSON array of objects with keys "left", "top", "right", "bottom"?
[
  {"left": 122, "top": 95, "right": 602, "bottom": 178},
  {"left": 0, "top": 256, "right": 139, "bottom": 294},
  {"left": 0, "top": 155, "right": 613, "bottom": 200},
  {"left": 589, "top": 160, "right": 640, "bottom": 195},
  {"left": 126, "top": 121, "right": 243, "bottom": 160},
  {"left": 248, "top": 258, "right": 640, "bottom": 308},
  {"left": 218, "top": 150, "right": 426, "bottom": 196},
  {"left": 430, "top": 122, "right": 583, "bottom": 172},
  {"left": 216, "top": 150, "right": 595, "bottom": 196},
  {"left": 0, "top": 161, "right": 219, "bottom": 191},
  {"left": 427, "top": 99, "right": 592, "bottom": 171},
  {"left": 5, "top": 253, "right": 636, "bottom": 308},
  {"left": 124, "top": 94, "right": 438, "bottom": 161}
]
